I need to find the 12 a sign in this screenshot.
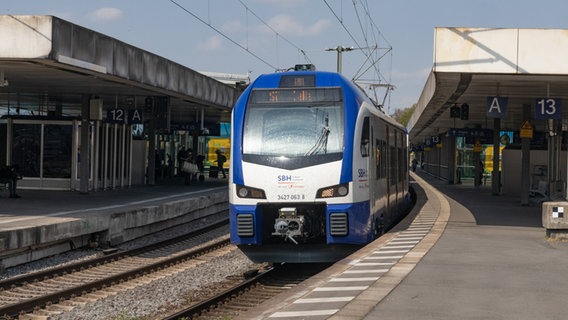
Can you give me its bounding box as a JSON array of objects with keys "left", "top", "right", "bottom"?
[
  {"left": 535, "top": 98, "right": 561, "bottom": 119},
  {"left": 106, "top": 108, "right": 144, "bottom": 124}
]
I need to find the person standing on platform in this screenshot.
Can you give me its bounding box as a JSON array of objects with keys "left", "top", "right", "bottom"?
[
  {"left": 177, "top": 147, "right": 185, "bottom": 177},
  {"left": 166, "top": 153, "right": 172, "bottom": 178},
  {"left": 0, "top": 165, "right": 22, "bottom": 198},
  {"left": 179, "top": 148, "right": 194, "bottom": 185},
  {"left": 154, "top": 149, "right": 162, "bottom": 180},
  {"left": 216, "top": 149, "right": 227, "bottom": 178}
]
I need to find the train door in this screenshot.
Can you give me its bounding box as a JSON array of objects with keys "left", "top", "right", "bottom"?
[
  {"left": 400, "top": 131, "right": 407, "bottom": 204},
  {"left": 385, "top": 125, "right": 391, "bottom": 220},
  {"left": 362, "top": 116, "right": 387, "bottom": 236},
  {"left": 393, "top": 129, "right": 399, "bottom": 211},
  {"left": 393, "top": 130, "right": 405, "bottom": 211},
  {"left": 361, "top": 117, "right": 376, "bottom": 220},
  {"left": 371, "top": 119, "right": 388, "bottom": 235}
]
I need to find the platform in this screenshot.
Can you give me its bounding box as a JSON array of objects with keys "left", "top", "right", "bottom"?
[
  {"left": 0, "top": 177, "right": 228, "bottom": 270},
  {"left": 3, "top": 171, "right": 568, "bottom": 319},
  {"left": 238, "top": 171, "right": 568, "bottom": 320}
]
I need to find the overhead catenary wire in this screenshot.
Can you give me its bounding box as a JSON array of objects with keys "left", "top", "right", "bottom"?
[
  {"left": 357, "top": 0, "right": 393, "bottom": 85},
  {"left": 170, "top": 0, "right": 392, "bottom": 110},
  {"left": 169, "top": 0, "right": 277, "bottom": 70},
  {"left": 351, "top": 1, "right": 390, "bottom": 84},
  {"left": 169, "top": 0, "right": 313, "bottom": 72},
  {"left": 322, "top": 0, "right": 394, "bottom": 110},
  {"left": 236, "top": 0, "right": 313, "bottom": 65}
]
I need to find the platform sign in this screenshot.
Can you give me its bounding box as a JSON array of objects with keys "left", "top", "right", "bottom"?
[
  {"left": 107, "top": 108, "right": 126, "bottom": 124},
  {"left": 473, "top": 140, "right": 482, "bottom": 153},
  {"left": 430, "top": 135, "right": 442, "bottom": 148},
  {"left": 535, "top": 98, "right": 562, "bottom": 119},
  {"left": 486, "top": 96, "right": 508, "bottom": 118},
  {"left": 128, "top": 109, "right": 143, "bottom": 124},
  {"left": 424, "top": 138, "right": 433, "bottom": 151},
  {"left": 520, "top": 120, "right": 533, "bottom": 139}
]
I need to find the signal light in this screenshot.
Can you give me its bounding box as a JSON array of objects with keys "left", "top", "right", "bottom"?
[
  {"left": 460, "top": 103, "right": 469, "bottom": 120},
  {"left": 450, "top": 105, "right": 460, "bottom": 118}
]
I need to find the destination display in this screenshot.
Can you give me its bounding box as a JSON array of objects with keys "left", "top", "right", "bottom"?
[{"left": 250, "top": 88, "right": 342, "bottom": 104}]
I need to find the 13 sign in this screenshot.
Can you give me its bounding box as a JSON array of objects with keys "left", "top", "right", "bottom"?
[{"left": 535, "top": 98, "right": 562, "bottom": 120}]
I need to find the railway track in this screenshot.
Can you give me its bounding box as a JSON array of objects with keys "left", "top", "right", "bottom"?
[
  {"left": 163, "top": 263, "right": 331, "bottom": 320},
  {"left": 0, "top": 220, "right": 231, "bottom": 319}
]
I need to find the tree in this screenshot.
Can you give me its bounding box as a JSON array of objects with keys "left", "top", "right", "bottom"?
[{"left": 390, "top": 104, "right": 416, "bottom": 127}]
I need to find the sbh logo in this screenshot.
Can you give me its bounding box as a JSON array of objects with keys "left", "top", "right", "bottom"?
[{"left": 278, "top": 175, "right": 292, "bottom": 182}]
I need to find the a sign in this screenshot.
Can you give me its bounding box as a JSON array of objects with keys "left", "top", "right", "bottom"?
[
  {"left": 128, "top": 109, "right": 143, "bottom": 124},
  {"left": 535, "top": 98, "right": 562, "bottom": 119},
  {"left": 107, "top": 108, "right": 144, "bottom": 124},
  {"left": 486, "top": 96, "right": 508, "bottom": 118},
  {"left": 448, "top": 128, "right": 493, "bottom": 144},
  {"left": 473, "top": 140, "right": 482, "bottom": 153},
  {"left": 520, "top": 120, "right": 533, "bottom": 139}
]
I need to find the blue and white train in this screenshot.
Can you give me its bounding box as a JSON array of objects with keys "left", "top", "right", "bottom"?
[{"left": 229, "top": 66, "right": 412, "bottom": 263}]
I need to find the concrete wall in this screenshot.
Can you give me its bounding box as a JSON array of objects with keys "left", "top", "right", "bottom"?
[
  {"left": 0, "top": 15, "right": 239, "bottom": 109},
  {"left": 434, "top": 27, "right": 568, "bottom": 74},
  {"left": 0, "top": 189, "right": 228, "bottom": 269},
  {"left": 502, "top": 149, "right": 567, "bottom": 196}
]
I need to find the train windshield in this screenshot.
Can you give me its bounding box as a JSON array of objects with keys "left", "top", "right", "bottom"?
[{"left": 243, "top": 88, "right": 344, "bottom": 158}]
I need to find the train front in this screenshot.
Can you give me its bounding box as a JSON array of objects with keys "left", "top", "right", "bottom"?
[{"left": 229, "top": 71, "right": 367, "bottom": 263}]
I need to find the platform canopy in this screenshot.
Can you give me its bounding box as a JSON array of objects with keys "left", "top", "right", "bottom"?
[
  {"left": 0, "top": 15, "right": 242, "bottom": 128},
  {"left": 408, "top": 27, "right": 568, "bottom": 147}
]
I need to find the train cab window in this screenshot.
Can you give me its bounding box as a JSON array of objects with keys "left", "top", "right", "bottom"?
[
  {"left": 243, "top": 88, "right": 344, "bottom": 158},
  {"left": 360, "top": 117, "right": 370, "bottom": 157}
]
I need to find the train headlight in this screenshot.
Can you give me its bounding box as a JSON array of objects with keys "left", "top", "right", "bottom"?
[
  {"left": 236, "top": 185, "right": 266, "bottom": 199},
  {"left": 316, "top": 183, "right": 349, "bottom": 198},
  {"left": 337, "top": 185, "right": 348, "bottom": 196}
]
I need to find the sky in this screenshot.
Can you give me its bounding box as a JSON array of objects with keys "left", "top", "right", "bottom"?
[{"left": 3, "top": 0, "right": 568, "bottom": 114}]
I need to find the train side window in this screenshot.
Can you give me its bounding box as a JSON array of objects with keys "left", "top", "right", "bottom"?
[
  {"left": 376, "top": 139, "right": 385, "bottom": 180},
  {"left": 360, "top": 117, "right": 370, "bottom": 157},
  {"left": 375, "top": 140, "right": 380, "bottom": 180}
]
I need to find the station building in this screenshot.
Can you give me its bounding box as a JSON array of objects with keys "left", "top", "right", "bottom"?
[
  {"left": 0, "top": 15, "right": 244, "bottom": 193},
  {"left": 408, "top": 27, "right": 568, "bottom": 205}
]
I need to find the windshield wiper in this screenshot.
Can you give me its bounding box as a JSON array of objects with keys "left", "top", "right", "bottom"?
[{"left": 304, "top": 114, "right": 330, "bottom": 156}]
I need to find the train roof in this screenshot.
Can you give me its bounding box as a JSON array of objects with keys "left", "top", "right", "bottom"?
[{"left": 247, "top": 70, "right": 406, "bottom": 133}]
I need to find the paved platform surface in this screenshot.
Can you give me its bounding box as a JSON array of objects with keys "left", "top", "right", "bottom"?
[
  {"left": 0, "top": 177, "right": 227, "bottom": 221},
  {"left": 362, "top": 171, "right": 568, "bottom": 320},
  {"left": 238, "top": 171, "right": 568, "bottom": 320},
  {"left": 4, "top": 172, "right": 568, "bottom": 320},
  {"left": 0, "top": 176, "right": 229, "bottom": 269}
]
